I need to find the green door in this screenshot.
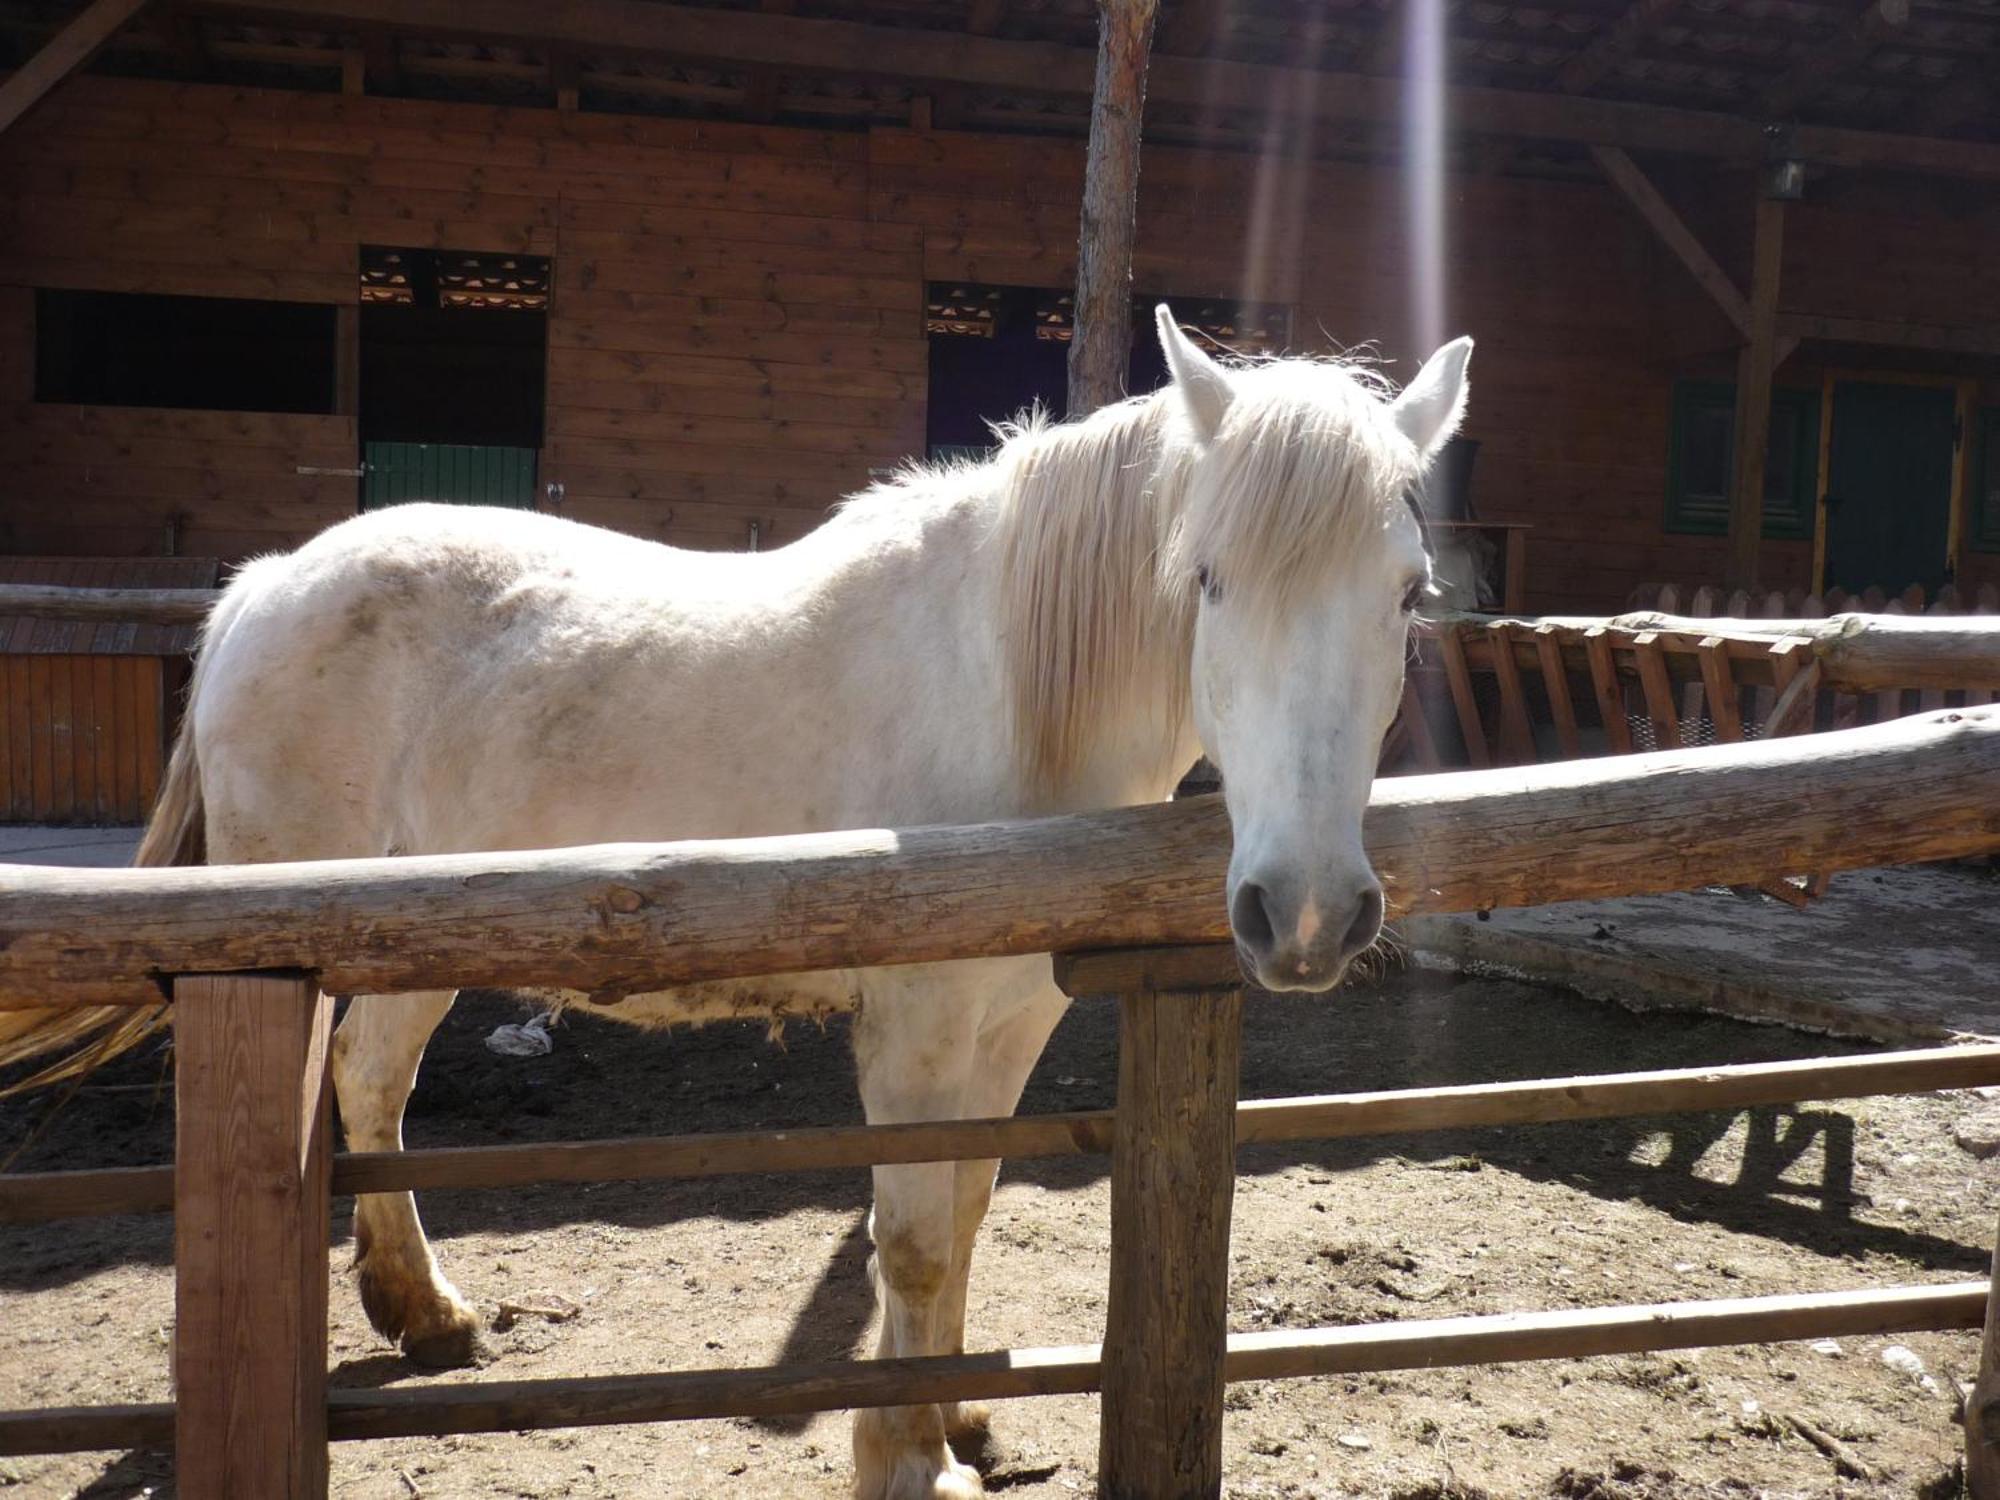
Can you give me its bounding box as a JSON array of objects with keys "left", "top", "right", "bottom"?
[
  {"left": 362, "top": 442, "right": 539, "bottom": 511},
  {"left": 1822, "top": 382, "right": 1956, "bottom": 596}
]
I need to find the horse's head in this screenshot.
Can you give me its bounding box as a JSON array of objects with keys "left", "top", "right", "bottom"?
[{"left": 1155, "top": 307, "right": 1471, "bottom": 993}]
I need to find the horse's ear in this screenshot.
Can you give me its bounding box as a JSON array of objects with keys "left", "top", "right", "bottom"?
[
  {"left": 1156, "top": 304, "right": 1231, "bottom": 443},
  {"left": 1390, "top": 336, "right": 1473, "bottom": 463}
]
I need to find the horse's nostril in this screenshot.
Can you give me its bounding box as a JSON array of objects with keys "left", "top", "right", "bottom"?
[
  {"left": 1230, "top": 879, "right": 1278, "bottom": 956},
  {"left": 1340, "top": 884, "right": 1385, "bottom": 960}
]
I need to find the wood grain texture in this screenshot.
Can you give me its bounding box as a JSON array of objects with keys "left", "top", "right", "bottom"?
[
  {"left": 1100, "top": 986, "right": 1242, "bottom": 1500},
  {"left": 0, "top": 584, "right": 220, "bottom": 623},
  {"left": 1533, "top": 623, "right": 1583, "bottom": 757},
  {"left": 1970, "top": 1211, "right": 2000, "bottom": 1497},
  {"left": 2, "top": 708, "right": 1998, "bottom": 1008},
  {"left": 5, "top": 1280, "right": 1981, "bottom": 1453},
  {"left": 7, "top": 1041, "right": 1998, "bottom": 1223},
  {"left": 172, "top": 972, "right": 331, "bottom": 1500},
  {"left": 1726, "top": 194, "right": 1785, "bottom": 592}
]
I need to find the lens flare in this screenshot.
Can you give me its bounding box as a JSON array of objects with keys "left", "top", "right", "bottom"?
[{"left": 1403, "top": 0, "right": 1448, "bottom": 361}]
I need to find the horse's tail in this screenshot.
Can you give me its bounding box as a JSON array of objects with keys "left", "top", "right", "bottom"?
[{"left": 0, "top": 664, "right": 207, "bottom": 1096}]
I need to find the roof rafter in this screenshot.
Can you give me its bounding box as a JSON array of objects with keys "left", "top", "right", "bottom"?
[
  {"left": 0, "top": 0, "right": 152, "bottom": 134},
  {"left": 1760, "top": 0, "right": 1909, "bottom": 118},
  {"left": 178, "top": 0, "right": 2000, "bottom": 180}
]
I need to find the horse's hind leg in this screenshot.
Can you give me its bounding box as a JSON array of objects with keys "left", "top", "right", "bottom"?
[
  {"left": 931, "top": 981, "right": 1070, "bottom": 1445},
  {"left": 331, "top": 989, "right": 481, "bottom": 1367}
]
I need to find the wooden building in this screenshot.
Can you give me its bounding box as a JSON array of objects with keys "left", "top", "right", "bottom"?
[{"left": 0, "top": 0, "right": 1996, "bottom": 620}]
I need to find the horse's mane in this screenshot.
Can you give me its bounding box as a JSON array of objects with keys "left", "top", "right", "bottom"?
[{"left": 983, "top": 353, "right": 1424, "bottom": 791}]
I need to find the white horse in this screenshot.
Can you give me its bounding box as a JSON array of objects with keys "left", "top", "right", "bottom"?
[{"left": 1, "top": 308, "right": 1469, "bottom": 1499}]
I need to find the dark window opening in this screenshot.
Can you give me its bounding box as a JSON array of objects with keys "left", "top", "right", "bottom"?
[
  {"left": 35, "top": 289, "right": 336, "bottom": 413},
  {"left": 924, "top": 283, "right": 1289, "bottom": 462},
  {"left": 1663, "top": 381, "right": 1819, "bottom": 540},
  {"left": 359, "top": 247, "right": 548, "bottom": 510}
]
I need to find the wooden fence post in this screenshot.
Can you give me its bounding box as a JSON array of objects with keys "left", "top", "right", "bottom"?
[
  {"left": 174, "top": 971, "right": 332, "bottom": 1499},
  {"left": 1058, "top": 944, "right": 1246, "bottom": 1500},
  {"left": 1969, "top": 1210, "right": 2000, "bottom": 1498}
]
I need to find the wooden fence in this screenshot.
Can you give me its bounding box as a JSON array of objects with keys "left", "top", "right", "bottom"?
[
  {"left": 0, "top": 603, "right": 1997, "bottom": 1497},
  {"left": 1396, "top": 608, "right": 2000, "bottom": 778}
]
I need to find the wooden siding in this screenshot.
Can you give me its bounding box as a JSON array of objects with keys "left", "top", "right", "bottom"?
[
  {"left": 0, "top": 76, "right": 1994, "bottom": 608},
  {"left": 1, "top": 653, "right": 164, "bottom": 823}
]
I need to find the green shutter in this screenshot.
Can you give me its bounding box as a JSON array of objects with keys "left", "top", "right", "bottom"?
[
  {"left": 1663, "top": 381, "right": 1818, "bottom": 541},
  {"left": 362, "top": 443, "right": 539, "bottom": 511}
]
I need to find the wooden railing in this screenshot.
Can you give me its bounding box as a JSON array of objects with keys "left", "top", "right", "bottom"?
[{"left": 1396, "top": 610, "right": 2000, "bottom": 777}]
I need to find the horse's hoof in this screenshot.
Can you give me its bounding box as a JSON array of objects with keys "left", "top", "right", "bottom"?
[
  {"left": 853, "top": 1408, "right": 984, "bottom": 1500},
  {"left": 398, "top": 1300, "right": 483, "bottom": 1368},
  {"left": 942, "top": 1402, "right": 990, "bottom": 1440}
]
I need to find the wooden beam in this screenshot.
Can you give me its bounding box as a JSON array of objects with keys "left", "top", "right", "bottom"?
[
  {"left": 1, "top": 1280, "right": 1982, "bottom": 1455},
  {"left": 1589, "top": 145, "right": 1749, "bottom": 335},
  {"left": 1726, "top": 193, "right": 1785, "bottom": 593},
  {"left": 173, "top": 972, "right": 332, "bottom": 1500},
  {"left": 340, "top": 40, "right": 363, "bottom": 94},
  {"left": 9, "top": 1042, "right": 1999, "bottom": 1225},
  {"left": 1558, "top": 0, "right": 1680, "bottom": 94},
  {"left": 1, "top": 707, "right": 1996, "bottom": 1009},
  {"left": 0, "top": 583, "right": 220, "bottom": 623},
  {"left": 181, "top": 0, "right": 2000, "bottom": 179},
  {"left": 1068, "top": 0, "right": 1158, "bottom": 418},
  {"left": 1761, "top": 0, "right": 1908, "bottom": 119},
  {"left": 0, "top": 0, "right": 152, "bottom": 135},
  {"left": 1775, "top": 312, "right": 2000, "bottom": 359}
]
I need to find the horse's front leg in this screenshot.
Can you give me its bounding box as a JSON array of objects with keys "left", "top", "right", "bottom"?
[
  {"left": 331, "top": 989, "right": 482, "bottom": 1367},
  {"left": 851, "top": 970, "right": 989, "bottom": 1500}
]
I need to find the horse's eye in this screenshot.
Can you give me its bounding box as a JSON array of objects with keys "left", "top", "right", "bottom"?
[
  {"left": 1195, "top": 565, "right": 1221, "bottom": 603},
  {"left": 1400, "top": 578, "right": 1426, "bottom": 614}
]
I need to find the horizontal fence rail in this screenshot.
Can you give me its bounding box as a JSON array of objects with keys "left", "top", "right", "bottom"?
[
  {"left": 3, "top": 707, "right": 1996, "bottom": 1007},
  {"left": 1, "top": 1281, "right": 1983, "bottom": 1456},
  {"left": 9, "top": 1041, "right": 1999, "bottom": 1223},
  {"left": 1431, "top": 610, "right": 2000, "bottom": 694},
  {"left": 0, "top": 583, "right": 221, "bottom": 624}
]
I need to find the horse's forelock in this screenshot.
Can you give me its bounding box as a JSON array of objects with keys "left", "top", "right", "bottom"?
[{"left": 1161, "top": 359, "right": 1424, "bottom": 625}]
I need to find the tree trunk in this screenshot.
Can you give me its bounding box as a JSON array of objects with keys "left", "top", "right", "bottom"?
[{"left": 1068, "top": 0, "right": 1158, "bottom": 418}]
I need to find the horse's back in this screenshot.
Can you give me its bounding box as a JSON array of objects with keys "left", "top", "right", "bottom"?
[{"left": 189, "top": 501, "right": 1013, "bottom": 862}]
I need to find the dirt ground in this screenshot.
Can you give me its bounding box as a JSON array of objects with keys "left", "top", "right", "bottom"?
[{"left": 2, "top": 962, "right": 1994, "bottom": 1499}]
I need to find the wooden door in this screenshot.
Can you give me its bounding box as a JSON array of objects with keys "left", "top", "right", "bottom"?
[{"left": 1823, "top": 381, "right": 1957, "bottom": 596}]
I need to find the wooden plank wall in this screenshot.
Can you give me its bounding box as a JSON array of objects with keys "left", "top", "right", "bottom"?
[
  {"left": 0, "top": 653, "right": 163, "bottom": 823},
  {"left": 548, "top": 121, "right": 924, "bottom": 550},
  {"left": 0, "top": 76, "right": 1993, "bottom": 608}
]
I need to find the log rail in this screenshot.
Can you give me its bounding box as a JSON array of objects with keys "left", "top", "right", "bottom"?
[{"left": 2, "top": 708, "right": 1996, "bottom": 1007}]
